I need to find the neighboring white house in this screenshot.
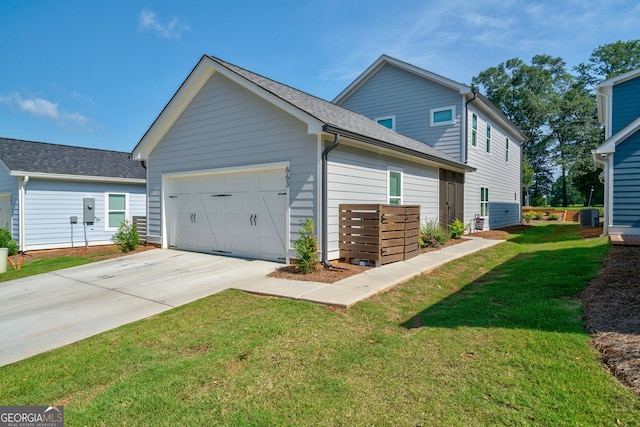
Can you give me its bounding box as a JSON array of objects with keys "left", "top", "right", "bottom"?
[
  {"left": 131, "top": 55, "right": 475, "bottom": 263},
  {"left": 593, "top": 67, "right": 640, "bottom": 237},
  {"left": 333, "top": 55, "right": 527, "bottom": 230},
  {"left": 0, "top": 137, "right": 147, "bottom": 251}
]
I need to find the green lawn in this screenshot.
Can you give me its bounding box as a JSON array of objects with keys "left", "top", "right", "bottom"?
[{"left": 1, "top": 223, "right": 638, "bottom": 426}]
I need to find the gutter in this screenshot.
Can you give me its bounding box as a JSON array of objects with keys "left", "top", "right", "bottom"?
[
  {"left": 464, "top": 89, "right": 478, "bottom": 163},
  {"left": 19, "top": 176, "right": 29, "bottom": 253},
  {"left": 321, "top": 133, "right": 340, "bottom": 268}
]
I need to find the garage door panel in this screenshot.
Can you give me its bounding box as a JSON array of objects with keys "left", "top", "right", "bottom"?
[
  {"left": 167, "top": 195, "right": 194, "bottom": 249},
  {"left": 257, "top": 193, "right": 287, "bottom": 260},
  {"left": 195, "top": 197, "right": 222, "bottom": 252}
]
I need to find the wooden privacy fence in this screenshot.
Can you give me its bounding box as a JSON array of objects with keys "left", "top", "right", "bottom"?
[{"left": 339, "top": 204, "right": 420, "bottom": 266}]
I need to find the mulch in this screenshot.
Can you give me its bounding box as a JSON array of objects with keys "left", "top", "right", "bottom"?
[{"left": 10, "top": 244, "right": 156, "bottom": 264}]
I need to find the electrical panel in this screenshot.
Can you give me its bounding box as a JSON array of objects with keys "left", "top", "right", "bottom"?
[{"left": 83, "top": 197, "right": 95, "bottom": 224}]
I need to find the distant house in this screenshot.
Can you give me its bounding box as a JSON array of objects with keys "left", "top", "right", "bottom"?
[
  {"left": 0, "top": 137, "right": 146, "bottom": 251},
  {"left": 333, "top": 55, "right": 527, "bottom": 230},
  {"left": 593, "top": 68, "right": 640, "bottom": 237},
  {"left": 131, "top": 55, "right": 474, "bottom": 263}
]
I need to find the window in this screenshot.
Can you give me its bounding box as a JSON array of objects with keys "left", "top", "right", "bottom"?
[
  {"left": 505, "top": 137, "right": 509, "bottom": 162},
  {"left": 375, "top": 115, "right": 396, "bottom": 131},
  {"left": 471, "top": 114, "right": 478, "bottom": 147},
  {"left": 388, "top": 171, "right": 402, "bottom": 205},
  {"left": 480, "top": 187, "right": 489, "bottom": 217},
  {"left": 486, "top": 123, "right": 491, "bottom": 153},
  {"left": 107, "top": 193, "right": 127, "bottom": 229},
  {"left": 430, "top": 106, "right": 456, "bottom": 126}
]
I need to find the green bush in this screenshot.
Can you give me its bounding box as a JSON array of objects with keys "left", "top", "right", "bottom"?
[
  {"left": 449, "top": 218, "right": 469, "bottom": 239},
  {"left": 111, "top": 220, "right": 139, "bottom": 253},
  {"left": 523, "top": 213, "right": 533, "bottom": 223},
  {"left": 420, "top": 220, "right": 449, "bottom": 248},
  {"left": 294, "top": 219, "right": 319, "bottom": 274},
  {"left": 0, "top": 227, "right": 18, "bottom": 256},
  {"left": 548, "top": 213, "right": 560, "bottom": 221},
  {"left": 533, "top": 213, "right": 544, "bottom": 220}
]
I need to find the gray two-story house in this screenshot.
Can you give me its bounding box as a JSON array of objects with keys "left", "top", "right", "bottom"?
[
  {"left": 593, "top": 67, "right": 640, "bottom": 237},
  {"left": 334, "top": 55, "right": 527, "bottom": 230}
]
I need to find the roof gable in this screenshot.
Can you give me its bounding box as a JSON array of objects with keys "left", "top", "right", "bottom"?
[
  {"left": 596, "top": 67, "right": 640, "bottom": 125},
  {"left": 0, "top": 137, "right": 146, "bottom": 181},
  {"left": 594, "top": 115, "right": 640, "bottom": 154},
  {"left": 132, "top": 55, "right": 473, "bottom": 171}
]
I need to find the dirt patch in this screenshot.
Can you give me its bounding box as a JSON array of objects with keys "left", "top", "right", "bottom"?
[
  {"left": 582, "top": 245, "right": 640, "bottom": 395},
  {"left": 10, "top": 244, "right": 156, "bottom": 264}
]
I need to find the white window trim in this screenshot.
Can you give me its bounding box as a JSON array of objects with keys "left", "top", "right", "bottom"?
[
  {"left": 470, "top": 113, "right": 478, "bottom": 149},
  {"left": 480, "top": 186, "right": 490, "bottom": 218},
  {"left": 430, "top": 106, "right": 456, "bottom": 127},
  {"left": 505, "top": 137, "right": 509, "bottom": 162},
  {"left": 486, "top": 122, "right": 492, "bottom": 154},
  {"left": 375, "top": 115, "right": 396, "bottom": 131},
  {"left": 105, "top": 192, "right": 129, "bottom": 231},
  {"left": 387, "top": 168, "right": 403, "bottom": 205}
]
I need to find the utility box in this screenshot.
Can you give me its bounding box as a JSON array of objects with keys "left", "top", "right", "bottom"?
[
  {"left": 83, "top": 197, "right": 95, "bottom": 224},
  {"left": 580, "top": 208, "right": 599, "bottom": 228}
]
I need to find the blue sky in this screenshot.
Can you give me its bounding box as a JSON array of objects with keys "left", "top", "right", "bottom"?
[{"left": 1, "top": 0, "right": 638, "bottom": 152}]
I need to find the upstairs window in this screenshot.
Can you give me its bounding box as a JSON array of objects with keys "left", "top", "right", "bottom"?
[
  {"left": 388, "top": 171, "right": 402, "bottom": 205},
  {"left": 430, "top": 106, "right": 456, "bottom": 126},
  {"left": 376, "top": 115, "right": 396, "bottom": 131},
  {"left": 486, "top": 123, "right": 491, "bottom": 153},
  {"left": 471, "top": 114, "right": 478, "bottom": 147},
  {"left": 506, "top": 138, "right": 509, "bottom": 162}
]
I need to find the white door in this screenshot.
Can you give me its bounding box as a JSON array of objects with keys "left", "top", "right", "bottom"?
[{"left": 166, "top": 168, "right": 288, "bottom": 262}]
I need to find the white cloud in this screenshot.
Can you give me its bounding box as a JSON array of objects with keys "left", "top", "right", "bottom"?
[
  {"left": 0, "top": 92, "right": 93, "bottom": 131},
  {"left": 138, "top": 8, "right": 190, "bottom": 40}
]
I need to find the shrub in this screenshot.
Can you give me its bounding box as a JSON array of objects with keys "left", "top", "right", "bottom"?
[
  {"left": 533, "top": 213, "right": 544, "bottom": 221},
  {"left": 545, "top": 210, "right": 551, "bottom": 216},
  {"left": 449, "top": 218, "right": 470, "bottom": 239},
  {"left": 294, "top": 219, "right": 319, "bottom": 274},
  {"left": 0, "top": 227, "right": 18, "bottom": 256},
  {"left": 420, "top": 220, "right": 449, "bottom": 248},
  {"left": 112, "top": 220, "right": 139, "bottom": 253},
  {"left": 523, "top": 213, "right": 533, "bottom": 223},
  {"left": 548, "top": 213, "right": 560, "bottom": 221}
]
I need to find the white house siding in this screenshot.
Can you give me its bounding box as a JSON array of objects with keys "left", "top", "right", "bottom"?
[
  {"left": 146, "top": 71, "right": 318, "bottom": 252},
  {"left": 326, "top": 143, "right": 439, "bottom": 259},
  {"left": 22, "top": 179, "right": 146, "bottom": 250},
  {"left": 0, "top": 164, "right": 19, "bottom": 240},
  {"left": 337, "top": 64, "right": 463, "bottom": 160},
  {"left": 465, "top": 106, "right": 522, "bottom": 230}
]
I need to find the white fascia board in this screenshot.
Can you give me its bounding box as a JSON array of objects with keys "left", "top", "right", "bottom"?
[
  {"left": 209, "top": 58, "right": 324, "bottom": 134},
  {"left": 9, "top": 171, "right": 146, "bottom": 184},
  {"left": 333, "top": 55, "right": 471, "bottom": 104},
  {"left": 597, "top": 67, "right": 640, "bottom": 88},
  {"left": 132, "top": 58, "right": 215, "bottom": 161},
  {"left": 595, "top": 116, "right": 640, "bottom": 154}
]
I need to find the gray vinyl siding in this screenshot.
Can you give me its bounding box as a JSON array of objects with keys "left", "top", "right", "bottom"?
[
  {"left": 612, "top": 131, "right": 640, "bottom": 227},
  {"left": 465, "top": 106, "right": 522, "bottom": 229},
  {"left": 22, "top": 179, "right": 146, "bottom": 250},
  {"left": 0, "top": 164, "right": 19, "bottom": 240},
  {"left": 612, "top": 77, "right": 640, "bottom": 135},
  {"left": 326, "top": 143, "right": 439, "bottom": 259},
  {"left": 337, "top": 64, "right": 463, "bottom": 160},
  {"left": 146, "top": 71, "right": 318, "bottom": 249}
]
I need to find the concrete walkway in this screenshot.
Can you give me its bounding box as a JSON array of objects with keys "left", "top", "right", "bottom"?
[
  {"left": 0, "top": 237, "right": 502, "bottom": 367},
  {"left": 235, "top": 237, "right": 504, "bottom": 307}
]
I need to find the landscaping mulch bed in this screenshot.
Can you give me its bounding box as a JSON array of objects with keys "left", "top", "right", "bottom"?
[
  {"left": 11, "top": 244, "right": 156, "bottom": 263},
  {"left": 582, "top": 245, "right": 640, "bottom": 395}
]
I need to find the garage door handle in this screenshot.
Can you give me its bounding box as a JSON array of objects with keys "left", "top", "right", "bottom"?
[{"left": 250, "top": 214, "right": 254, "bottom": 226}]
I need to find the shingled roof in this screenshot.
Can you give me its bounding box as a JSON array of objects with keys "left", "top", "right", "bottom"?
[
  {"left": 207, "top": 56, "right": 473, "bottom": 171},
  {"left": 0, "top": 137, "right": 146, "bottom": 181}
]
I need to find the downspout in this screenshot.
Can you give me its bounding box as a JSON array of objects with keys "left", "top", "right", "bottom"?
[
  {"left": 464, "top": 89, "right": 478, "bottom": 164},
  {"left": 321, "top": 133, "right": 340, "bottom": 268},
  {"left": 19, "top": 176, "right": 29, "bottom": 253},
  {"left": 593, "top": 152, "right": 610, "bottom": 236}
]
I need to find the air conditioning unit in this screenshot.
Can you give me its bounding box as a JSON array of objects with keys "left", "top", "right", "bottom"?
[{"left": 580, "top": 208, "right": 600, "bottom": 228}]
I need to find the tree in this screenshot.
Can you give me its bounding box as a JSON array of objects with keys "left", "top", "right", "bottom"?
[
  {"left": 549, "top": 176, "right": 581, "bottom": 207},
  {"left": 575, "top": 40, "right": 640, "bottom": 88}
]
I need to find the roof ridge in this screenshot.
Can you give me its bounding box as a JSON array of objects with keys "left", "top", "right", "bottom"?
[{"left": 0, "top": 136, "right": 131, "bottom": 155}]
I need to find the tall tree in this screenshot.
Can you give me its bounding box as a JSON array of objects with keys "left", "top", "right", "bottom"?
[{"left": 575, "top": 40, "right": 640, "bottom": 88}]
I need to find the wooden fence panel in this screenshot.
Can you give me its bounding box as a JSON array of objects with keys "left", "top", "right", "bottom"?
[{"left": 339, "top": 204, "right": 420, "bottom": 266}]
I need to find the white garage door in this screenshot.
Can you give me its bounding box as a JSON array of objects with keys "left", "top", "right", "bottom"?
[{"left": 166, "top": 168, "right": 288, "bottom": 262}]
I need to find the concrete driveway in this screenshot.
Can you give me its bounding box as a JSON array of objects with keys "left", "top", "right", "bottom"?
[{"left": 0, "top": 249, "right": 279, "bottom": 367}]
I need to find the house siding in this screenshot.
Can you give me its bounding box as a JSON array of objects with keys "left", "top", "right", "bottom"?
[
  {"left": 326, "top": 143, "right": 439, "bottom": 259},
  {"left": 337, "top": 64, "right": 464, "bottom": 160},
  {"left": 612, "top": 77, "right": 640, "bottom": 135},
  {"left": 0, "top": 164, "right": 19, "bottom": 240},
  {"left": 146, "top": 71, "right": 318, "bottom": 250},
  {"left": 612, "top": 130, "right": 640, "bottom": 227},
  {"left": 466, "top": 106, "right": 522, "bottom": 229},
  {"left": 23, "top": 179, "right": 146, "bottom": 250}
]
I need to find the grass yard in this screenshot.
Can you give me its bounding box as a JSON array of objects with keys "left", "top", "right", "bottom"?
[{"left": 1, "top": 223, "right": 638, "bottom": 425}]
